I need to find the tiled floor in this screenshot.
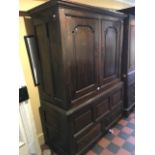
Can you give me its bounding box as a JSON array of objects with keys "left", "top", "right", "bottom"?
[
  {"left": 86, "top": 112, "right": 135, "bottom": 155},
  {"left": 41, "top": 112, "right": 135, "bottom": 155}
]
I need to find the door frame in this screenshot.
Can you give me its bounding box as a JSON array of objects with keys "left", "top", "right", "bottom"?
[{"left": 19, "top": 57, "right": 41, "bottom": 155}]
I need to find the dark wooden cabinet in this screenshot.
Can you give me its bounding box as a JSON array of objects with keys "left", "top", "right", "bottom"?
[
  {"left": 120, "top": 7, "right": 135, "bottom": 115},
  {"left": 28, "top": 1, "right": 126, "bottom": 154}
]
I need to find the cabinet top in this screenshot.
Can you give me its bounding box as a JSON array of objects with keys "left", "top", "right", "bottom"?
[
  {"left": 28, "top": 0, "right": 126, "bottom": 18},
  {"left": 119, "top": 7, "right": 135, "bottom": 15}
]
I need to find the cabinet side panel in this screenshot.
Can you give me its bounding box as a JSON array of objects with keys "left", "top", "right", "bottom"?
[
  {"left": 35, "top": 23, "right": 54, "bottom": 98},
  {"left": 40, "top": 103, "right": 71, "bottom": 154},
  {"left": 32, "top": 9, "right": 68, "bottom": 109},
  {"left": 128, "top": 19, "right": 135, "bottom": 72},
  {"left": 48, "top": 13, "right": 66, "bottom": 102}
]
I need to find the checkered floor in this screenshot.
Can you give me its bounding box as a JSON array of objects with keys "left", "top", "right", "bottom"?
[
  {"left": 41, "top": 112, "right": 135, "bottom": 155},
  {"left": 86, "top": 112, "right": 135, "bottom": 155}
]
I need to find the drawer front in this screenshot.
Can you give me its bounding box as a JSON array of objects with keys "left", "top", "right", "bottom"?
[
  {"left": 111, "top": 88, "right": 123, "bottom": 110},
  {"left": 95, "top": 97, "right": 110, "bottom": 121},
  {"left": 73, "top": 107, "right": 93, "bottom": 133},
  {"left": 75, "top": 124, "right": 101, "bottom": 153},
  {"left": 101, "top": 113, "right": 113, "bottom": 131},
  {"left": 112, "top": 105, "right": 122, "bottom": 121}
]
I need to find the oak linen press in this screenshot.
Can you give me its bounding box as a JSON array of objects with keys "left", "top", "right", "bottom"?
[{"left": 28, "top": 1, "right": 127, "bottom": 154}]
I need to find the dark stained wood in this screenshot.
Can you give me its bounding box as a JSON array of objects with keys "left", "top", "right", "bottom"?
[
  {"left": 27, "top": 1, "right": 126, "bottom": 154},
  {"left": 100, "top": 19, "right": 122, "bottom": 85},
  {"left": 39, "top": 82, "right": 123, "bottom": 155},
  {"left": 95, "top": 98, "right": 110, "bottom": 121},
  {"left": 60, "top": 11, "right": 99, "bottom": 102},
  {"left": 75, "top": 123, "right": 102, "bottom": 154},
  {"left": 119, "top": 7, "right": 135, "bottom": 15},
  {"left": 27, "top": 0, "right": 126, "bottom": 18},
  {"left": 19, "top": 11, "right": 27, "bottom": 16},
  {"left": 73, "top": 107, "right": 93, "bottom": 133},
  {"left": 120, "top": 8, "right": 135, "bottom": 115},
  {"left": 128, "top": 18, "right": 135, "bottom": 72}
]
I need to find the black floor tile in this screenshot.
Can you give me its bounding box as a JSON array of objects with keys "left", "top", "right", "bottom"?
[
  {"left": 123, "top": 141, "right": 135, "bottom": 152},
  {"left": 92, "top": 144, "right": 103, "bottom": 154},
  {"left": 115, "top": 124, "right": 123, "bottom": 130},
  {"left": 107, "top": 143, "right": 120, "bottom": 154},
  {"left": 104, "top": 133, "right": 115, "bottom": 140},
  {"left": 118, "top": 131, "right": 129, "bottom": 140},
  {"left": 127, "top": 122, "right": 135, "bottom": 129}
]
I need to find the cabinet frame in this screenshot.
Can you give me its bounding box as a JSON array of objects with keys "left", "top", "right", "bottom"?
[{"left": 27, "top": 1, "right": 126, "bottom": 154}]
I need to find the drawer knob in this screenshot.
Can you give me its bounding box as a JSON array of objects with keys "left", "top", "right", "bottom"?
[{"left": 97, "top": 87, "right": 100, "bottom": 91}]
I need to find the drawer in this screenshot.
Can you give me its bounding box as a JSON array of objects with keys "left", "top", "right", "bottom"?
[
  {"left": 101, "top": 105, "right": 122, "bottom": 131},
  {"left": 112, "top": 105, "right": 122, "bottom": 121},
  {"left": 101, "top": 113, "right": 113, "bottom": 131},
  {"left": 95, "top": 97, "right": 110, "bottom": 121},
  {"left": 111, "top": 88, "right": 123, "bottom": 109},
  {"left": 73, "top": 107, "right": 93, "bottom": 133},
  {"left": 75, "top": 124, "right": 101, "bottom": 153}
]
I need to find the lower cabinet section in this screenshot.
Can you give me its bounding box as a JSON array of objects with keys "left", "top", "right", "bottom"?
[
  {"left": 75, "top": 124, "right": 102, "bottom": 154},
  {"left": 94, "top": 97, "right": 110, "bottom": 122},
  {"left": 124, "top": 72, "right": 135, "bottom": 115},
  {"left": 73, "top": 106, "right": 93, "bottom": 134},
  {"left": 128, "top": 83, "right": 135, "bottom": 108},
  {"left": 40, "top": 82, "right": 124, "bottom": 155},
  {"left": 112, "top": 105, "right": 122, "bottom": 121}
]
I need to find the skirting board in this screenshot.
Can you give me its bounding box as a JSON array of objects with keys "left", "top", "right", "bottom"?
[{"left": 38, "top": 133, "right": 45, "bottom": 145}]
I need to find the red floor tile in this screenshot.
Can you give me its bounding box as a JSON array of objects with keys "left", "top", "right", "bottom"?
[
  {"left": 122, "top": 127, "right": 133, "bottom": 134},
  {"left": 85, "top": 150, "right": 97, "bottom": 155},
  {"left": 116, "top": 148, "right": 132, "bottom": 155},
  {"left": 118, "top": 119, "right": 128, "bottom": 126},
  {"left": 111, "top": 128, "right": 120, "bottom": 136},
  {"left": 98, "top": 138, "right": 111, "bottom": 148},
  {"left": 112, "top": 137, "right": 125, "bottom": 146},
  {"left": 100, "top": 149, "right": 114, "bottom": 155}
]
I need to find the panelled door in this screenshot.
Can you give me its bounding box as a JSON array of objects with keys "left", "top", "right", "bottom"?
[
  {"left": 100, "top": 19, "right": 122, "bottom": 86},
  {"left": 65, "top": 14, "right": 99, "bottom": 101}
]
